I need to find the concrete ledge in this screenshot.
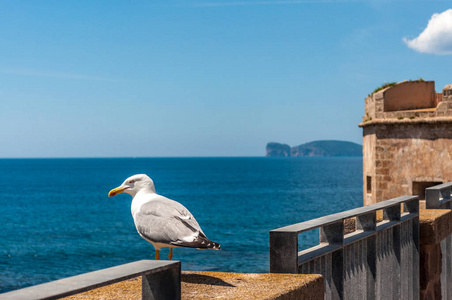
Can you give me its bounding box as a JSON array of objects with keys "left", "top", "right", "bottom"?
[
  {"left": 62, "top": 271, "right": 324, "bottom": 300},
  {"left": 182, "top": 271, "right": 323, "bottom": 300},
  {"left": 62, "top": 277, "right": 141, "bottom": 299},
  {"left": 419, "top": 209, "right": 452, "bottom": 245},
  {"left": 359, "top": 116, "right": 452, "bottom": 127}
]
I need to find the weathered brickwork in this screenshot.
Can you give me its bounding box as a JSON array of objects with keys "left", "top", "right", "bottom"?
[
  {"left": 420, "top": 244, "right": 442, "bottom": 300},
  {"left": 363, "top": 122, "right": 452, "bottom": 204},
  {"left": 419, "top": 209, "right": 452, "bottom": 300},
  {"left": 360, "top": 81, "right": 452, "bottom": 205}
]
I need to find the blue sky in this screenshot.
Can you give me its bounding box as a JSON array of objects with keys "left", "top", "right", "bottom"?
[{"left": 0, "top": 1, "right": 451, "bottom": 157}]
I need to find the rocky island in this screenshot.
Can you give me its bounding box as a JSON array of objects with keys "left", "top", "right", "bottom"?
[{"left": 266, "top": 140, "right": 362, "bottom": 157}]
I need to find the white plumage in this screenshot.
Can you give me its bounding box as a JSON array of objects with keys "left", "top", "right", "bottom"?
[{"left": 108, "top": 174, "right": 220, "bottom": 260}]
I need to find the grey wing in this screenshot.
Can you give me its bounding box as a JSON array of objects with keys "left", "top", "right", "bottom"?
[{"left": 133, "top": 197, "right": 208, "bottom": 247}]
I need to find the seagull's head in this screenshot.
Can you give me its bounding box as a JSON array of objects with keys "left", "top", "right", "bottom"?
[{"left": 108, "top": 174, "right": 156, "bottom": 198}]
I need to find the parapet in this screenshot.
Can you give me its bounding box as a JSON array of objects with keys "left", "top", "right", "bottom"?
[
  {"left": 419, "top": 209, "right": 452, "bottom": 245},
  {"left": 59, "top": 271, "right": 325, "bottom": 300},
  {"left": 360, "top": 80, "right": 452, "bottom": 127}
]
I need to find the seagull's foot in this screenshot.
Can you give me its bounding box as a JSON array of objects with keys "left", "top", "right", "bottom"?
[
  {"left": 155, "top": 250, "right": 160, "bottom": 260},
  {"left": 169, "top": 248, "right": 173, "bottom": 260}
]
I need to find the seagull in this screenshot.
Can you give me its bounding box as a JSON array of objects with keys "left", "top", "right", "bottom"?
[{"left": 108, "top": 174, "right": 220, "bottom": 260}]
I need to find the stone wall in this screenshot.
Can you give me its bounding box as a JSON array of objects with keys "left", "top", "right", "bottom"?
[
  {"left": 419, "top": 209, "right": 452, "bottom": 300},
  {"left": 362, "top": 122, "right": 452, "bottom": 204},
  {"left": 383, "top": 81, "right": 435, "bottom": 112},
  {"left": 362, "top": 82, "right": 452, "bottom": 125}
]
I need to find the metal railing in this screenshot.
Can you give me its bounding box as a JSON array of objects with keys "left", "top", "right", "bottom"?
[
  {"left": 270, "top": 195, "right": 419, "bottom": 300},
  {"left": 426, "top": 182, "right": 452, "bottom": 299},
  {"left": 425, "top": 182, "right": 452, "bottom": 209},
  {"left": 0, "top": 260, "right": 181, "bottom": 300}
]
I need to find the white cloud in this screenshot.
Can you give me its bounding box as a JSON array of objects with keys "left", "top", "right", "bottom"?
[{"left": 403, "top": 9, "right": 452, "bottom": 55}]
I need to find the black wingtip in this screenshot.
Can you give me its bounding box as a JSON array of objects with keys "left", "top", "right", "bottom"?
[
  {"left": 199, "top": 238, "right": 221, "bottom": 250},
  {"left": 210, "top": 241, "right": 221, "bottom": 250},
  {"left": 171, "top": 237, "right": 221, "bottom": 250}
]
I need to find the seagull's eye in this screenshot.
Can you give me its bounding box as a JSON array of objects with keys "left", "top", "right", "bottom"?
[{"left": 128, "top": 180, "right": 135, "bottom": 184}]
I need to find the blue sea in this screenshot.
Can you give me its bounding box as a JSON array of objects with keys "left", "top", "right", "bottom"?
[{"left": 0, "top": 157, "right": 362, "bottom": 293}]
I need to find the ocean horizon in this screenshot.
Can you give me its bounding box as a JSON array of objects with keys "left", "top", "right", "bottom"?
[{"left": 0, "top": 157, "right": 362, "bottom": 293}]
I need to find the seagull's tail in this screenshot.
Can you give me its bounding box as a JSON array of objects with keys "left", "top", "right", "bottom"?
[
  {"left": 207, "top": 240, "right": 221, "bottom": 250},
  {"left": 171, "top": 236, "right": 221, "bottom": 250},
  {"left": 198, "top": 238, "right": 220, "bottom": 250}
]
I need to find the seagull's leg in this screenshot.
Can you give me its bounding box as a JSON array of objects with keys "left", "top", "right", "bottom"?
[
  {"left": 155, "top": 250, "right": 160, "bottom": 260},
  {"left": 169, "top": 248, "right": 173, "bottom": 260}
]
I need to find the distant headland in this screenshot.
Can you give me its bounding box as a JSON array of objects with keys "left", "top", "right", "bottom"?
[{"left": 266, "top": 140, "right": 362, "bottom": 157}]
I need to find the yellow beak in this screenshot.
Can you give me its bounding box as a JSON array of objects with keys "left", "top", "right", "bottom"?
[{"left": 108, "top": 187, "right": 126, "bottom": 197}]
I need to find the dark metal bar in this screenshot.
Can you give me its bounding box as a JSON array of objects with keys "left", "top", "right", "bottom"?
[
  {"left": 383, "top": 203, "right": 401, "bottom": 221},
  {"left": 269, "top": 231, "right": 298, "bottom": 273},
  {"left": 270, "top": 194, "right": 420, "bottom": 300},
  {"left": 425, "top": 182, "right": 452, "bottom": 209},
  {"left": 320, "top": 221, "right": 344, "bottom": 245},
  {"left": 0, "top": 260, "right": 181, "bottom": 300},
  {"left": 271, "top": 196, "right": 417, "bottom": 234}
]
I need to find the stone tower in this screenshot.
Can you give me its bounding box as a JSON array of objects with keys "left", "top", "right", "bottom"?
[{"left": 359, "top": 80, "right": 452, "bottom": 206}]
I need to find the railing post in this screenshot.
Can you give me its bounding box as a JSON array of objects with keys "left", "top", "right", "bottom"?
[
  {"left": 319, "top": 221, "right": 344, "bottom": 245},
  {"left": 356, "top": 212, "right": 376, "bottom": 232},
  {"left": 320, "top": 221, "right": 344, "bottom": 300},
  {"left": 426, "top": 183, "right": 452, "bottom": 209},
  {"left": 384, "top": 204, "right": 402, "bottom": 299},
  {"left": 383, "top": 204, "right": 401, "bottom": 221},
  {"left": 406, "top": 197, "right": 420, "bottom": 299},
  {"left": 270, "top": 231, "right": 298, "bottom": 273},
  {"left": 357, "top": 212, "right": 377, "bottom": 300},
  {"left": 142, "top": 262, "right": 181, "bottom": 300},
  {"left": 425, "top": 187, "right": 442, "bottom": 208}
]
